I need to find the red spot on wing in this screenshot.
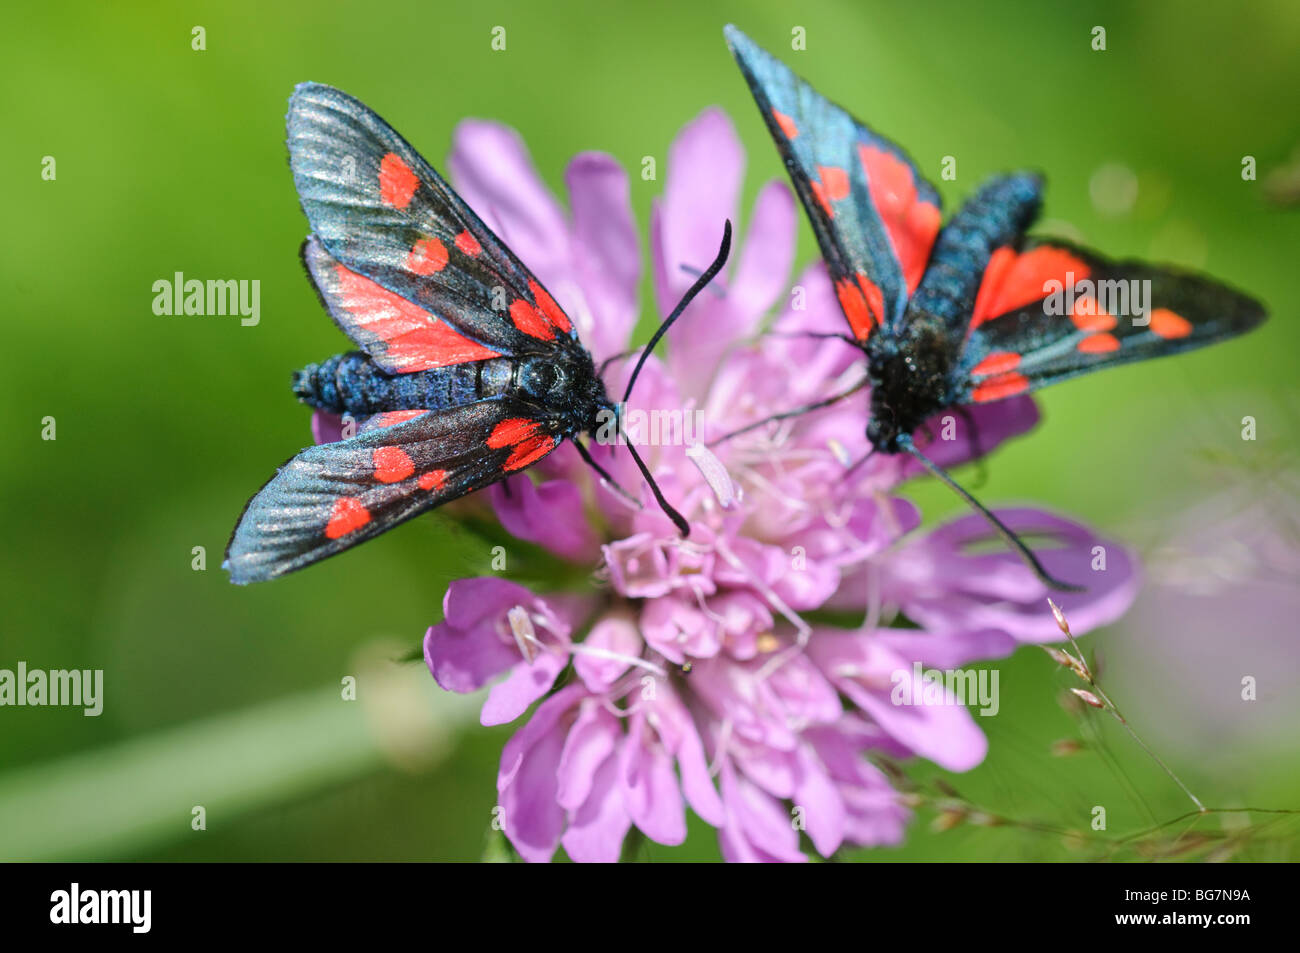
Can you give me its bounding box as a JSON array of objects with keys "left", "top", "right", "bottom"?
[
  {"left": 325, "top": 496, "right": 370, "bottom": 539},
  {"left": 529, "top": 280, "right": 571, "bottom": 334},
  {"left": 970, "top": 247, "right": 1015, "bottom": 328},
  {"left": 509, "top": 298, "right": 555, "bottom": 340},
  {"left": 407, "top": 237, "right": 448, "bottom": 275},
  {"left": 971, "top": 351, "right": 1022, "bottom": 377},
  {"left": 971, "top": 246, "right": 1092, "bottom": 328},
  {"left": 1150, "top": 308, "right": 1192, "bottom": 339},
  {"left": 487, "top": 418, "right": 541, "bottom": 449},
  {"left": 858, "top": 145, "right": 941, "bottom": 293},
  {"left": 835, "top": 273, "right": 884, "bottom": 341},
  {"left": 334, "top": 264, "right": 500, "bottom": 370},
  {"left": 369, "top": 410, "right": 427, "bottom": 430},
  {"left": 486, "top": 417, "right": 554, "bottom": 471},
  {"left": 455, "top": 230, "right": 482, "bottom": 257},
  {"left": 372, "top": 445, "right": 415, "bottom": 483},
  {"left": 418, "top": 469, "right": 448, "bottom": 491},
  {"left": 970, "top": 371, "right": 1030, "bottom": 403},
  {"left": 1070, "top": 294, "right": 1117, "bottom": 332},
  {"left": 811, "top": 166, "right": 851, "bottom": 220},
  {"left": 858, "top": 276, "right": 885, "bottom": 334},
  {"left": 1077, "top": 332, "right": 1120, "bottom": 354},
  {"left": 818, "top": 166, "right": 850, "bottom": 202},
  {"left": 504, "top": 435, "right": 555, "bottom": 471},
  {"left": 810, "top": 180, "right": 834, "bottom": 218},
  {"left": 379, "top": 153, "right": 419, "bottom": 209},
  {"left": 772, "top": 109, "right": 799, "bottom": 139}
]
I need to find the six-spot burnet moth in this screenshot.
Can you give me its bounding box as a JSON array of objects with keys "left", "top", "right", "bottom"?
[
  {"left": 224, "top": 83, "right": 731, "bottom": 584},
  {"left": 720, "top": 25, "right": 1266, "bottom": 590}
]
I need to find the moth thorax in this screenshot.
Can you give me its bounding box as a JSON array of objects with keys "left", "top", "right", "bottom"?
[{"left": 517, "top": 358, "right": 570, "bottom": 402}]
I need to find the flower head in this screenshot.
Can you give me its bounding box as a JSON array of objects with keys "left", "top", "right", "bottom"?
[{"left": 421, "top": 109, "right": 1140, "bottom": 861}]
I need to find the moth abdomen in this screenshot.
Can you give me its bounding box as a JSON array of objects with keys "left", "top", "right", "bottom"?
[{"left": 292, "top": 352, "right": 513, "bottom": 416}]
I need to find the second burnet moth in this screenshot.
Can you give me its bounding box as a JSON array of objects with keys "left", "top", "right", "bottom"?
[
  {"left": 225, "top": 83, "right": 730, "bottom": 585},
  {"left": 721, "top": 26, "right": 1266, "bottom": 590}
]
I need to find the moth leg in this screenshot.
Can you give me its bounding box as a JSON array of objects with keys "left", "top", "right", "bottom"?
[
  {"left": 573, "top": 440, "right": 643, "bottom": 510},
  {"left": 708, "top": 377, "right": 868, "bottom": 447},
  {"left": 596, "top": 348, "right": 641, "bottom": 377},
  {"left": 955, "top": 404, "right": 989, "bottom": 489},
  {"left": 763, "top": 330, "right": 860, "bottom": 345}
]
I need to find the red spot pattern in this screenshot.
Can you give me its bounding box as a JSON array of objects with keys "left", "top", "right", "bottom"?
[
  {"left": 772, "top": 109, "right": 799, "bottom": 139},
  {"left": 971, "top": 371, "right": 1030, "bottom": 403},
  {"left": 858, "top": 145, "right": 941, "bottom": 293},
  {"left": 325, "top": 496, "right": 370, "bottom": 539},
  {"left": 487, "top": 418, "right": 540, "bottom": 449},
  {"left": 529, "top": 280, "right": 572, "bottom": 334},
  {"left": 455, "top": 230, "right": 482, "bottom": 257},
  {"left": 504, "top": 437, "right": 555, "bottom": 471},
  {"left": 971, "top": 245, "right": 1092, "bottom": 328},
  {"left": 407, "top": 237, "right": 448, "bottom": 275},
  {"left": 369, "top": 410, "right": 427, "bottom": 430},
  {"left": 334, "top": 263, "right": 500, "bottom": 370},
  {"left": 487, "top": 417, "right": 554, "bottom": 471},
  {"left": 1077, "top": 332, "right": 1120, "bottom": 354},
  {"left": 836, "top": 273, "right": 885, "bottom": 341},
  {"left": 1150, "top": 308, "right": 1192, "bottom": 340},
  {"left": 418, "top": 469, "right": 448, "bottom": 491},
  {"left": 810, "top": 166, "right": 850, "bottom": 218},
  {"left": 379, "top": 153, "right": 419, "bottom": 209},
  {"left": 372, "top": 445, "right": 415, "bottom": 483},
  {"left": 509, "top": 299, "right": 554, "bottom": 340},
  {"left": 971, "top": 351, "right": 1022, "bottom": 377},
  {"left": 1070, "top": 294, "right": 1117, "bottom": 332}
]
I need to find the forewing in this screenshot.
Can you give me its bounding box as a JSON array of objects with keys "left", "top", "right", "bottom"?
[
  {"left": 225, "top": 400, "right": 563, "bottom": 583},
  {"left": 956, "top": 240, "right": 1266, "bottom": 403},
  {"left": 725, "top": 25, "right": 942, "bottom": 340},
  {"left": 287, "top": 82, "right": 577, "bottom": 370}
]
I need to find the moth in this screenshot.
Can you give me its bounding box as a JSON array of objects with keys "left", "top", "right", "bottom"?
[
  {"left": 226, "top": 84, "right": 729, "bottom": 584},
  {"left": 723, "top": 26, "right": 1266, "bottom": 588}
]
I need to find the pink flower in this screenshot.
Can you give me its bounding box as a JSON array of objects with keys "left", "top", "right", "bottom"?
[{"left": 421, "top": 109, "right": 1141, "bottom": 862}]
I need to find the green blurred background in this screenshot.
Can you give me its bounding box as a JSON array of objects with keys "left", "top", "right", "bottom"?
[{"left": 3, "top": 0, "right": 1298, "bottom": 861}]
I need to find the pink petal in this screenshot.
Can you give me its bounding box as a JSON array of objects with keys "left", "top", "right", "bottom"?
[
  {"left": 718, "top": 761, "right": 806, "bottom": 863},
  {"left": 574, "top": 614, "right": 643, "bottom": 693},
  {"left": 556, "top": 701, "right": 621, "bottom": 810},
  {"left": 497, "top": 685, "right": 584, "bottom": 862},
  {"left": 448, "top": 119, "right": 568, "bottom": 281},
  {"left": 808, "top": 631, "right": 989, "bottom": 772},
  {"left": 561, "top": 746, "right": 632, "bottom": 863},
  {"left": 481, "top": 649, "right": 568, "bottom": 727},
  {"left": 311, "top": 410, "right": 346, "bottom": 445},
  {"left": 794, "top": 745, "right": 847, "bottom": 858},
  {"left": 565, "top": 152, "right": 640, "bottom": 361},
  {"left": 423, "top": 579, "right": 534, "bottom": 694},
  {"left": 619, "top": 712, "right": 687, "bottom": 845},
  {"left": 653, "top": 681, "right": 726, "bottom": 826},
  {"left": 489, "top": 477, "right": 600, "bottom": 564},
  {"left": 654, "top": 107, "right": 745, "bottom": 307},
  {"left": 731, "top": 180, "right": 797, "bottom": 320}
]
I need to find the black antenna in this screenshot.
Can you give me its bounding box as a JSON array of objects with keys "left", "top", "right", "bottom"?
[
  {"left": 573, "top": 440, "right": 640, "bottom": 508},
  {"left": 626, "top": 441, "right": 690, "bottom": 537},
  {"left": 678, "top": 262, "right": 727, "bottom": 298},
  {"left": 623, "top": 221, "right": 732, "bottom": 404},
  {"left": 610, "top": 220, "right": 732, "bottom": 538},
  {"left": 899, "top": 434, "right": 1085, "bottom": 592}
]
